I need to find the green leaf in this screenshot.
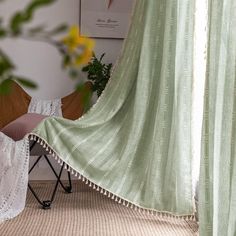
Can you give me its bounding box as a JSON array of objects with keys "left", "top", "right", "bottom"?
[
  {"left": 69, "top": 69, "right": 78, "bottom": 79},
  {"left": 0, "top": 27, "right": 6, "bottom": 38},
  {"left": 0, "top": 30, "right": 6, "bottom": 38},
  {"left": 76, "top": 83, "right": 92, "bottom": 110},
  {"left": 14, "top": 77, "right": 37, "bottom": 89},
  {"left": 81, "top": 65, "right": 89, "bottom": 72},
  {"left": 0, "top": 50, "right": 15, "bottom": 76},
  {"left": 99, "top": 53, "right": 105, "bottom": 62},
  {"left": 48, "top": 24, "right": 68, "bottom": 35},
  {"left": 28, "top": 25, "right": 46, "bottom": 34},
  {"left": 10, "top": 12, "right": 26, "bottom": 35},
  {"left": 76, "top": 83, "right": 85, "bottom": 92},
  {"left": 62, "top": 54, "right": 71, "bottom": 67},
  {"left": 10, "top": 0, "right": 56, "bottom": 35},
  {"left": 0, "top": 79, "right": 13, "bottom": 95},
  {"left": 26, "top": 0, "right": 56, "bottom": 14}
]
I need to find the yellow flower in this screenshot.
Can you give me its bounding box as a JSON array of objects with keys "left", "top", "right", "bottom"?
[
  {"left": 75, "top": 49, "right": 93, "bottom": 65},
  {"left": 61, "top": 25, "right": 95, "bottom": 66},
  {"left": 62, "top": 26, "right": 78, "bottom": 52}
]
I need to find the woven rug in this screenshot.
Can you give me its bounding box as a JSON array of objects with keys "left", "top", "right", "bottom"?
[{"left": 0, "top": 181, "right": 199, "bottom": 236}]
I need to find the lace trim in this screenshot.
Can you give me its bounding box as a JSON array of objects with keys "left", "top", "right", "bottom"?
[{"left": 28, "top": 98, "right": 62, "bottom": 117}]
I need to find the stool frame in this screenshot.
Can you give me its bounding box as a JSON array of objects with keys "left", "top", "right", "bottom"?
[{"left": 28, "top": 141, "right": 72, "bottom": 209}]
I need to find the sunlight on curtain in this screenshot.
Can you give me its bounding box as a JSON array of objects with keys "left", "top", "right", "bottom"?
[
  {"left": 192, "top": 0, "right": 208, "bottom": 201},
  {"left": 199, "top": 0, "right": 236, "bottom": 234}
]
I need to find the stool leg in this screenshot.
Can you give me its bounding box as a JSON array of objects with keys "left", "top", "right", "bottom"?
[
  {"left": 28, "top": 162, "right": 65, "bottom": 209},
  {"left": 28, "top": 183, "right": 49, "bottom": 208},
  {"left": 28, "top": 155, "right": 42, "bottom": 174},
  {"left": 65, "top": 167, "right": 72, "bottom": 193},
  {"left": 44, "top": 155, "right": 72, "bottom": 193},
  {"left": 47, "top": 162, "right": 65, "bottom": 206},
  {"left": 28, "top": 156, "right": 73, "bottom": 209}
]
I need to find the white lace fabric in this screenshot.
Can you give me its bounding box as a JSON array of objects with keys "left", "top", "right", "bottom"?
[
  {"left": 28, "top": 98, "right": 62, "bottom": 117},
  {"left": 0, "top": 132, "right": 29, "bottom": 223},
  {"left": 0, "top": 98, "right": 62, "bottom": 223}
]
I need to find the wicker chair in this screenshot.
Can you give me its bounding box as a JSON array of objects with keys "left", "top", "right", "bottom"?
[{"left": 0, "top": 80, "right": 93, "bottom": 209}]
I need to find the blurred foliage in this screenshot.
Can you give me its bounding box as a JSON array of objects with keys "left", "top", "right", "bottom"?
[
  {"left": 76, "top": 82, "right": 93, "bottom": 112},
  {"left": 61, "top": 26, "right": 94, "bottom": 68},
  {"left": 82, "top": 53, "right": 112, "bottom": 97},
  {"left": 0, "top": 0, "right": 94, "bottom": 95},
  {"left": 10, "top": 0, "right": 56, "bottom": 35}
]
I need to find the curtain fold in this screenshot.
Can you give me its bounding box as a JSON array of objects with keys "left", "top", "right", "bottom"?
[
  {"left": 33, "top": 0, "right": 195, "bottom": 217},
  {"left": 199, "top": 0, "right": 236, "bottom": 234}
]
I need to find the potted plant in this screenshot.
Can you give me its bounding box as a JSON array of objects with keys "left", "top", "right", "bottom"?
[{"left": 82, "top": 53, "right": 112, "bottom": 97}]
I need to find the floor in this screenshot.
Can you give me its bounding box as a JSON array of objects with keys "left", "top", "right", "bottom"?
[{"left": 0, "top": 181, "right": 199, "bottom": 236}]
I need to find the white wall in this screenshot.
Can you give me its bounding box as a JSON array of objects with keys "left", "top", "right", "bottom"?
[{"left": 0, "top": 0, "right": 124, "bottom": 180}]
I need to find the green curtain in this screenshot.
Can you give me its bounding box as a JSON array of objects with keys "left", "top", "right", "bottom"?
[
  {"left": 33, "top": 0, "right": 195, "bottom": 217},
  {"left": 199, "top": 0, "right": 236, "bottom": 235}
]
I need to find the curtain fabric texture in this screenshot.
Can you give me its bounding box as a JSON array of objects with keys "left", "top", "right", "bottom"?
[
  {"left": 33, "top": 0, "right": 195, "bottom": 217},
  {"left": 199, "top": 0, "right": 236, "bottom": 235}
]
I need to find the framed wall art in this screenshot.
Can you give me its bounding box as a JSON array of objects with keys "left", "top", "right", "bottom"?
[{"left": 80, "top": 0, "right": 134, "bottom": 39}]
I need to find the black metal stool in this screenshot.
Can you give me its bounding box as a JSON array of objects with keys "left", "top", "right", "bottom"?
[{"left": 28, "top": 141, "right": 72, "bottom": 209}]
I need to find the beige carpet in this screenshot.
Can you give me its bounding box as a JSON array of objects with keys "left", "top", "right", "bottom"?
[{"left": 0, "top": 181, "right": 199, "bottom": 236}]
